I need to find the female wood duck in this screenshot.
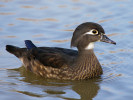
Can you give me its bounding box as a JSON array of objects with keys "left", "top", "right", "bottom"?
[{"left": 6, "top": 22, "right": 116, "bottom": 80}]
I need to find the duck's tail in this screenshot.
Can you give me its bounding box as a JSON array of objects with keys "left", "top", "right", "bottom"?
[
  {"left": 6, "top": 40, "right": 37, "bottom": 57},
  {"left": 6, "top": 45, "right": 25, "bottom": 58}
]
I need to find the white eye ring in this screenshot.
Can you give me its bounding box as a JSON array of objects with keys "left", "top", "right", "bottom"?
[{"left": 85, "top": 29, "right": 98, "bottom": 35}]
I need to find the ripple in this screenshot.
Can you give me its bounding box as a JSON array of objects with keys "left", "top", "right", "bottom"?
[
  {"left": 0, "top": 35, "right": 17, "bottom": 38},
  {"left": 58, "top": 5, "right": 67, "bottom": 8},
  {"left": 60, "top": 29, "right": 74, "bottom": 32},
  {"left": 0, "top": 12, "right": 15, "bottom": 15},
  {"left": 102, "top": 73, "right": 122, "bottom": 82},
  {"left": 0, "top": 28, "right": 3, "bottom": 31},
  {"left": 71, "top": 0, "right": 80, "bottom": 2},
  {"left": 107, "top": 33, "right": 120, "bottom": 37},
  {"left": 8, "top": 24, "right": 14, "bottom": 26},
  {"left": 16, "top": 18, "right": 58, "bottom": 22},
  {"left": 64, "top": 22, "right": 79, "bottom": 27},
  {"left": 21, "top": 5, "right": 34, "bottom": 9},
  {"left": 32, "top": 34, "right": 44, "bottom": 38},
  {"left": 0, "top": 5, "right": 5, "bottom": 7},
  {"left": 6, "top": 36, "right": 16, "bottom": 38},
  {"left": 0, "top": 0, "right": 13, "bottom": 2},
  {"left": 129, "top": 21, "right": 133, "bottom": 24},
  {"left": 51, "top": 39, "right": 70, "bottom": 43},
  {"left": 39, "top": 6, "right": 48, "bottom": 10},
  {"left": 72, "top": 7, "right": 81, "bottom": 10},
  {"left": 107, "top": 33, "right": 128, "bottom": 37},
  {"left": 131, "top": 30, "right": 133, "bottom": 32},
  {"left": 98, "top": 19, "right": 113, "bottom": 23}
]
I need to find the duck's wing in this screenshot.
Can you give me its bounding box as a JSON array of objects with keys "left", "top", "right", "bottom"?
[{"left": 30, "top": 47, "right": 78, "bottom": 68}]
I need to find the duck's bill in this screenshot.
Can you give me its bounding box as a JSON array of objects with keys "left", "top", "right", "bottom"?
[{"left": 100, "top": 35, "right": 116, "bottom": 45}]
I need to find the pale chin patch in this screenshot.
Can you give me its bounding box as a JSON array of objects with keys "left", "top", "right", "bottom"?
[{"left": 85, "top": 42, "right": 94, "bottom": 50}]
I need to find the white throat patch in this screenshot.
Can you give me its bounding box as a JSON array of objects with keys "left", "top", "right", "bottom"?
[{"left": 85, "top": 42, "right": 94, "bottom": 50}]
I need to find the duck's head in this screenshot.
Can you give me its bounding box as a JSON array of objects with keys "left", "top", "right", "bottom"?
[{"left": 71, "top": 22, "right": 116, "bottom": 51}]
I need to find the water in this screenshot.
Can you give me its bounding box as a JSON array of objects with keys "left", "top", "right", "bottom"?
[{"left": 0, "top": 0, "right": 133, "bottom": 100}]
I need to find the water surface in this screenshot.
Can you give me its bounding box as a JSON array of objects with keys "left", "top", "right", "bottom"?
[{"left": 0, "top": 0, "right": 133, "bottom": 100}]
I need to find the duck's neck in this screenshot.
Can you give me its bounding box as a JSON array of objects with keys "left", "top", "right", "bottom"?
[{"left": 73, "top": 49, "right": 103, "bottom": 79}]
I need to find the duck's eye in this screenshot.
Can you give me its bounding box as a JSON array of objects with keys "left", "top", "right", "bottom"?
[{"left": 92, "top": 29, "right": 98, "bottom": 34}]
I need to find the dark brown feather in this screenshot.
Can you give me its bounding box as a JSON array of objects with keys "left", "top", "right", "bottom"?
[
  {"left": 29, "top": 47, "right": 78, "bottom": 68},
  {"left": 6, "top": 45, "right": 78, "bottom": 69}
]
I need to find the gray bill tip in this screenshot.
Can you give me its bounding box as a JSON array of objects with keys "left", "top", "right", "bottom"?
[{"left": 100, "top": 35, "right": 116, "bottom": 45}]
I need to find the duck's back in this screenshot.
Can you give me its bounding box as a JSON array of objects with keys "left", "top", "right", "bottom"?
[{"left": 6, "top": 45, "right": 78, "bottom": 70}]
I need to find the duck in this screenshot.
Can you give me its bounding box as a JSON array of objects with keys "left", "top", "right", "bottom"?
[{"left": 6, "top": 22, "right": 116, "bottom": 80}]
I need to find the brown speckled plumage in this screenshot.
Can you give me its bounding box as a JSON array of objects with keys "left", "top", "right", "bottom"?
[{"left": 6, "top": 22, "right": 116, "bottom": 80}]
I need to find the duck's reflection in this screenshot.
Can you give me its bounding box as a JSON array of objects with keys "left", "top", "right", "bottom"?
[{"left": 9, "top": 66, "right": 102, "bottom": 100}]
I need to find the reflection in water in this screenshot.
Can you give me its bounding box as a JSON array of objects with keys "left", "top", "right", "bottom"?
[
  {"left": 9, "top": 66, "right": 102, "bottom": 100},
  {"left": 13, "top": 90, "right": 44, "bottom": 97},
  {"left": 71, "top": 80, "right": 101, "bottom": 100}
]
